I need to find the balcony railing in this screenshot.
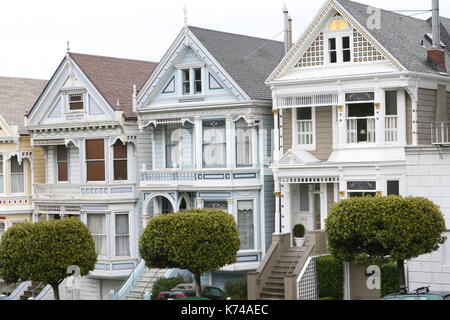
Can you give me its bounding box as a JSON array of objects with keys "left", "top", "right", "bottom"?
[
  {"left": 432, "top": 122, "right": 450, "bottom": 145},
  {"left": 33, "top": 183, "right": 136, "bottom": 199},
  {"left": 141, "top": 169, "right": 259, "bottom": 183}
]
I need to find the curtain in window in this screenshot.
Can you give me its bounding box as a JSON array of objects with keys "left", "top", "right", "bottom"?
[
  {"left": 235, "top": 121, "right": 252, "bottom": 167},
  {"left": 87, "top": 214, "right": 107, "bottom": 256},
  {"left": 10, "top": 157, "right": 24, "bottom": 193},
  {"left": 166, "top": 126, "right": 180, "bottom": 168},
  {"left": 0, "top": 155, "right": 3, "bottom": 193},
  {"left": 115, "top": 214, "right": 130, "bottom": 256},
  {"left": 203, "top": 120, "right": 226, "bottom": 167},
  {"left": 237, "top": 200, "right": 254, "bottom": 250}
]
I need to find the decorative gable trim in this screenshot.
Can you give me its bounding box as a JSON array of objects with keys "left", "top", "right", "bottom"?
[
  {"left": 137, "top": 27, "right": 249, "bottom": 110},
  {"left": 268, "top": 0, "right": 406, "bottom": 82},
  {"left": 0, "top": 114, "right": 19, "bottom": 145},
  {"left": 278, "top": 149, "right": 321, "bottom": 167}
]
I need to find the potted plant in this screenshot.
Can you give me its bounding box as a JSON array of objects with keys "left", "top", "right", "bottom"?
[{"left": 293, "top": 224, "right": 306, "bottom": 247}]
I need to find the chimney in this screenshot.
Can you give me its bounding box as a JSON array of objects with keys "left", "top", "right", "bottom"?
[
  {"left": 283, "top": 6, "right": 292, "bottom": 54},
  {"left": 427, "top": 0, "right": 446, "bottom": 72}
]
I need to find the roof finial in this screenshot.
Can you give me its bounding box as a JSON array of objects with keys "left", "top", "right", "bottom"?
[
  {"left": 116, "top": 98, "right": 120, "bottom": 110},
  {"left": 183, "top": 4, "right": 188, "bottom": 27},
  {"left": 67, "top": 41, "right": 70, "bottom": 53}
]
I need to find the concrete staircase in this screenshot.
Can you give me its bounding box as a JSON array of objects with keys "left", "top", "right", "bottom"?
[
  {"left": 20, "top": 282, "right": 45, "bottom": 300},
  {"left": 126, "top": 268, "right": 168, "bottom": 300},
  {"left": 259, "top": 247, "right": 305, "bottom": 300}
]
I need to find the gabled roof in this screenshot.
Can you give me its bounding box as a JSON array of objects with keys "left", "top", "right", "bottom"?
[
  {"left": 0, "top": 76, "right": 48, "bottom": 134},
  {"left": 68, "top": 53, "right": 158, "bottom": 119},
  {"left": 188, "top": 26, "right": 285, "bottom": 100},
  {"left": 336, "top": 0, "right": 450, "bottom": 75}
]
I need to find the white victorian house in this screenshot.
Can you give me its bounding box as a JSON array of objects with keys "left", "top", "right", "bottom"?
[
  {"left": 25, "top": 52, "right": 158, "bottom": 299},
  {"left": 248, "top": 0, "right": 450, "bottom": 300}
]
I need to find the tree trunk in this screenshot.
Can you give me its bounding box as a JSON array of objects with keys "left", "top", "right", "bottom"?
[
  {"left": 52, "top": 283, "right": 60, "bottom": 300},
  {"left": 397, "top": 259, "right": 406, "bottom": 292},
  {"left": 194, "top": 273, "right": 202, "bottom": 297}
]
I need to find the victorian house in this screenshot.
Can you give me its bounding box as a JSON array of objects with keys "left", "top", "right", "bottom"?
[
  {"left": 249, "top": 0, "right": 450, "bottom": 300},
  {"left": 25, "top": 53, "right": 157, "bottom": 299},
  {"left": 135, "top": 25, "right": 284, "bottom": 287},
  {"left": 0, "top": 77, "right": 46, "bottom": 241}
]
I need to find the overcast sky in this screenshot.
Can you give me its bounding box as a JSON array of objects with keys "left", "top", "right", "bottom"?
[{"left": 2, "top": 0, "right": 450, "bottom": 80}]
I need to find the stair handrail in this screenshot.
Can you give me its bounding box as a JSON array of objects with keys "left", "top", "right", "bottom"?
[
  {"left": 1, "top": 282, "right": 20, "bottom": 297},
  {"left": 33, "top": 284, "right": 52, "bottom": 300},
  {"left": 0, "top": 281, "right": 29, "bottom": 300},
  {"left": 30, "top": 282, "right": 45, "bottom": 299},
  {"left": 115, "top": 260, "right": 146, "bottom": 300},
  {"left": 255, "top": 233, "right": 290, "bottom": 280}
]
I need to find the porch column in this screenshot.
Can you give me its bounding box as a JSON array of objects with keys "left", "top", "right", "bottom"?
[
  {"left": 225, "top": 114, "right": 232, "bottom": 169},
  {"left": 194, "top": 116, "right": 202, "bottom": 169},
  {"left": 273, "top": 109, "right": 280, "bottom": 162},
  {"left": 274, "top": 174, "right": 281, "bottom": 235}
]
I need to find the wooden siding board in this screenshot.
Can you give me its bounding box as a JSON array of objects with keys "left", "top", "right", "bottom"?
[
  {"left": 312, "top": 106, "right": 333, "bottom": 161},
  {"left": 283, "top": 109, "right": 292, "bottom": 151},
  {"left": 417, "top": 88, "right": 436, "bottom": 145},
  {"left": 264, "top": 174, "right": 275, "bottom": 252}
]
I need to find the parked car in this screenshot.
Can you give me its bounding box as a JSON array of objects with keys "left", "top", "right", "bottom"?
[
  {"left": 382, "top": 287, "right": 450, "bottom": 300},
  {"left": 157, "top": 283, "right": 227, "bottom": 300}
]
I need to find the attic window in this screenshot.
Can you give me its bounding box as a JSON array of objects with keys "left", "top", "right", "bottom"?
[
  {"left": 328, "top": 18, "right": 349, "bottom": 31},
  {"left": 69, "top": 93, "right": 84, "bottom": 110}
]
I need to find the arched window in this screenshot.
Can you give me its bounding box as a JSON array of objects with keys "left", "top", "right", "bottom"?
[{"left": 328, "top": 18, "right": 349, "bottom": 31}]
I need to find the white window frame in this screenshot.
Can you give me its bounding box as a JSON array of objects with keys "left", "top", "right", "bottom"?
[
  {"left": 345, "top": 179, "right": 378, "bottom": 198},
  {"left": 87, "top": 213, "right": 108, "bottom": 258},
  {"left": 0, "top": 154, "right": 4, "bottom": 195},
  {"left": 324, "top": 26, "right": 353, "bottom": 65},
  {"left": 345, "top": 94, "right": 376, "bottom": 145},
  {"left": 234, "top": 119, "right": 255, "bottom": 168},
  {"left": 176, "top": 63, "right": 205, "bottom": 97},
  {"left": 293, "top": 107, "right": 316, "bottom": 151},
  {"left": 67, "top": 92, "right": 85, "bottom": 112},
  {"left": 56, "top": 145, "right": 70, "bottom": 183},
  {"left": 202, "top": 119, "right": 227, "bottom": 169},
  {"left": 114, "top": 212, "right": 131, "bottom": 258},
  {"left": 235, "top": 198, "right": 257, "bottom": 252},
  {"left": 10, "top": 156, "right": 25, "bottom": 195}
]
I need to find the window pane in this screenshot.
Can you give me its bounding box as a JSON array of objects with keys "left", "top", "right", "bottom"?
[
  {"left": 10, "top": 157, "right": 24, "bottom": 193},
  {"left": 113, "top": 142, "right": 127, "bottom": 159},
  {"left": 343, "top": 49, "right": 351, "bottom": 62},
  {"left": 238, "top": 200, "right": 254, "bottom": 250},
  {"left": 348, "top": 103, "right": 374, "bottom": 117},
  {"left": 87, "top": 214, "right": 106, "bottom": 256},
  {"left": 57, "top": 145, "right": 68, "bottom": 161},
  {"left": 385, "top": 91, "right": 398, "bottom": 115},
  {"left": 166, "top": 127, "right": 180, "bottom": 168},
  {"left": 347, "top": 181, "right": 376, "bottom": 190},
  {"left": 114, "top": 160, "right": 127, "bottom": 181},
  {"left": 194, "top": 68, "right": 202, "bottom": 93},
  {"left": 329, "top": 38, "right": 336, "bottom": 50},
  {"left": 345, "top": 92, "right": 375, "bottom": 102},
  {"left": 342, "top": 37, "right": 350, "bottom": 49},
  {"left": 10, "top": 157, "right": 23, "bottom": 173},
  {"left": 387, "top": 180, "right": 400, "bottom": 195},
  {"left": 300, "top": 184, "right": 309, "bottom": 211},
  {"left": 203, "top": 120, "right": 226, "bottom": 167},
  {"left": 115, "top": 214, "right": 130, "bottom": 256},
  {"left": 235, "top": 121, "right": 252, "bottom": 167},
  {"left": 87, "top": 161, "right": 105, "bottom": 181},
  {"left": 69, "top": 94, "right": 83, "bottom": 110},
  {"left": 203, "top": 201, "right": 228, "bottom": 211},
  {"left": 329, "top": 51, "right": 337, "bottom": 63},
  {"left": 297, "top": 107, "right": 312, "bottom": 120},
  {"left": 86, "top": 139, "right": 104, "bottom": 160},
  {"left": 182, "top": 69, "right": 190, "bottom": 95}
]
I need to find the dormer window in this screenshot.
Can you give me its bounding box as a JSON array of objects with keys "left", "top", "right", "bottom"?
[
  {"left": 69, "top": 93, "right": 83, "bottom": 110},
  {"left": 181, "top": 68, "right": 203, "bottom": 96},
  {"left": 326, "top": 16, "right": 352, "bottom": 65}
]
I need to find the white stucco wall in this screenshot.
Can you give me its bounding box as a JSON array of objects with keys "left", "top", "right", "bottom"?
[{"left": 405, "top": 147, "right": 450, "bottom": 291}]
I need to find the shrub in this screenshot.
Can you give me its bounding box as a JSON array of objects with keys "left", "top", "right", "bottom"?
[
  {"left": 293, "top": 224, "right": 305, "bottom": 238},
  {"left": 380, "top": 262, "right": 400, "bottom": 298},
  {"left": 140, "top": 208, "right": 241, "bottom": 296},
  {"left": 151, "top": 276, "right": 185, "bottom": 300},
  {"left": 316, "top": 255, "right": 344, "bottom": 300},
  {"left": 224, "top": 279, "right": 247, "bottom": 300}
]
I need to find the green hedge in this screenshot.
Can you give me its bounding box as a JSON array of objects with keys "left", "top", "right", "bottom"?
[
  {"left": 151, "top": 276, "right": 185, "bottom": 300},
  {"left": 316, "top": 256, "right": 344, "bottom": 300},
  {"left": 380, "top": 263, "right": 400, "bottom": 298},
  {"left": 224, "top": 279, "right": 247, "bottom": 300}
]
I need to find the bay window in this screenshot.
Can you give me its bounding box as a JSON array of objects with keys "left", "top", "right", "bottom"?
[
  {"left": 10, "top": 156, "right": 24, "bottom": 193},
  {"left": 115, "top": 214, "right": 130, "bottom": 257},
  {"left": 203, "top": 120, "right": 226, "bottom": 168},
  {"left": 237, "top": 200, "right": 254, "bottom": 250},
  {"left": 87, "top": 214, "right": 107, "bottom": 256},
  {"left": 86, "top": 139, "right": 105, "bottom": 181},
  {"left": 235, "top": 120, "right": 252, "bottom": 167}
]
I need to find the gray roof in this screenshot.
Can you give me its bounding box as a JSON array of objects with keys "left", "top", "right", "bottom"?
[
  {"left": 336, "top": 0, "right": 450, "bottom": 75},
  {"left": 188, "top": 26, "right": 285, "bottom": 100},
  {"left": 0, "top": 76, "right": 48, "bottom": 134}
]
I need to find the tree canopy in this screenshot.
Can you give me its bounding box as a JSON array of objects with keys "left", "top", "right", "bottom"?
[
  {"left": 139, "top": 208, "right": 241, "bottom": 295},
  {"left": 0, "top": 218, "right": 97, "bottom": 300}
]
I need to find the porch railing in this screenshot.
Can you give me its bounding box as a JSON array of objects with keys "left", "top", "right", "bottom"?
[
  {"left": 385, "top": 116, "right": 398, "bottom": 142},
  {"left": 34, "top": 183, "right": 135, "bottom": 199},
  {"left": 141, "top": 169, "right": 259, "bottom": 183},
  {"left": 432, "top": 121, "right": 450, "bottom": 145}
]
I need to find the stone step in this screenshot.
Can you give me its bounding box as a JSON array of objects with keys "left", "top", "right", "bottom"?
[
  {"left": 262, "top": 286, "right": 284, "bottom": 294},
  {"left": 260, "top": 291, "right": 284, "bottom": 299},
  {"left": 265, "top": 280, "right": 284, "bottom": 288}
]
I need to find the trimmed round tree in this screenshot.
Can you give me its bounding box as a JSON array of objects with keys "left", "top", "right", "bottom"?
[
  {"left": 139, "top": 208, "right": 241, "bottom": 296},
  {"left": 326, "top": 195, "right": 447, "bottom": 290},
  {"left": 0, "top": 218, "right": 97, "bottom": 300}
]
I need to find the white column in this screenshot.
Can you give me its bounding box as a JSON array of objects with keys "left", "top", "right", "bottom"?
[
  {"left": 225, "top": 114, "right": 232, "bottom": 169},
  {"left": 273, "top": 109, "right": 280, "bottom": 162},
  {"left": 337, "top": 92, "right": 346, "bottom": 146},
  {"left": 397, "top": 89, "right": 407, "bottom": 146},
  {"left": 375, "top": 88, "right": 384, "bottom": 145},
  {"left": 320, "top": 183, "right": 327, "bottom": 230},
  {"left": 281, "top": 182, "right": 291, "bottom": 236},
  {"left": 194, "top": 116, "right": 202, "bottom": 169},
  {"left": 274, "top": 174, "right": 281, "bottom": 235}
]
